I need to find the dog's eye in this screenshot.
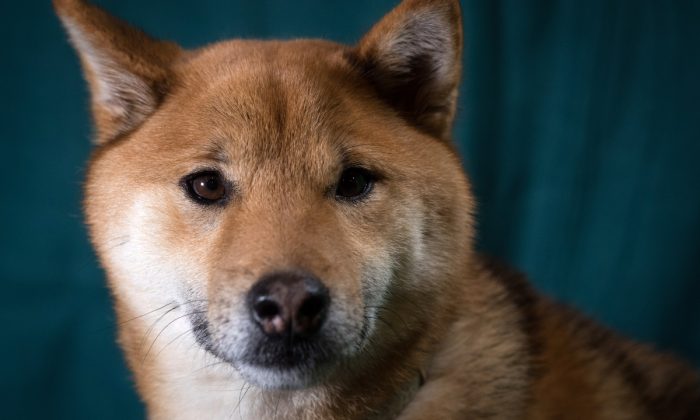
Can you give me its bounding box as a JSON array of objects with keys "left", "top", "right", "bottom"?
[
  {"left": 336, "top": 167, "right": 374, "bottom": 201},
  {"left": 183, "top": 171, "right": 227, "bottom": 204}
]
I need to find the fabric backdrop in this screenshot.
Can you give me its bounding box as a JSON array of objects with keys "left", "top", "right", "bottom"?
[{"left": 1, "top": 1, "right": 698, "bottom": 419}]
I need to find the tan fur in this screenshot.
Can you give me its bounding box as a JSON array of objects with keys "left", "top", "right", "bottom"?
[{"left": 55, "top": 0, "right": 700, "bottom": 418}]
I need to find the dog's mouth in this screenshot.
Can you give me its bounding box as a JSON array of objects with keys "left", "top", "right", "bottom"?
[
  {"left": 239, "top": 334, "right": 336, "bottom": 369},
  {"left": 187, "top": 308, "right": 341, "bottom": 389}
]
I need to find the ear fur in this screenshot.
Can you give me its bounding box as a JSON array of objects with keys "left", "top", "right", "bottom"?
[
  {"left": 353, "top": 0, "right": 463, "bottom": 141},
  {"left": 53, "top": 0, "right": 181, "bottom": 144}
]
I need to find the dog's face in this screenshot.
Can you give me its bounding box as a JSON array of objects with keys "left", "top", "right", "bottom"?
[{"left": 57, "top": 0, "right": 473, "bottom": 390}]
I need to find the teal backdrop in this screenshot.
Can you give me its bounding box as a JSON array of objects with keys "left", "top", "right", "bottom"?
[{"left": 1, "top": 1, "right": 699, "bottom": 419}]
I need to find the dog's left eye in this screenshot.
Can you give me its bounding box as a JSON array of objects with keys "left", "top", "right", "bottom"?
[
  {"left": 183, "top": 170, "right": 228, "bottom": 205},
  {"left": 336, "top": 167, "right": 374, "bottom": 201}
]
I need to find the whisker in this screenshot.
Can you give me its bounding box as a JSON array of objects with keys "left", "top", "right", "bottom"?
[
  {"left": 271, "top": 389, "right": 287, "bottom": 420},
  {"left": 364, "top": 313, "right": 402, "bottom": 340},
  {"left": 103, "top": 234, "right": 132, "bottom": 251},
  {"left": 138, "top": 305, "right": 181, "bottom": 353},
  {"left": 89, "top": 301, "right": 177, "bottom": 334},
  {"left": 189, "top": 360, "right": 230, "bottom": 375},
  {"left": 155, "top": 328, "right": 194, "bottom": 359},
  {"left": 365, "top": 304, "right": 412, "bottom": 332},
  {"left": 137, "top": 298, "right": 209, "bottom": 354},
  {"left": 141, "top": 310, "right": 207, "bottom": 364},
  {"left": 119, "top": 301, "right": 177, "bottom": 328},
  {"left": 239, "top": 383, "right": 253, "bottom": 419}
]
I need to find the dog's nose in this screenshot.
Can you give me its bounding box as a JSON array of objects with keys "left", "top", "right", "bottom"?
[{"left": 248, "top": 271, "right": 330, "bottom": 338}]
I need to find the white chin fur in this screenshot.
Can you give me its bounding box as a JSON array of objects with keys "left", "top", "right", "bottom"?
[{"left": 235, "top": 362, "right": 329, "bottom": 390}]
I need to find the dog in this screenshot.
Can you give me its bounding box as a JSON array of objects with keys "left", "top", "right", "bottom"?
[{"left": 54, "top": 0, "right": 700, "bottom": 418}]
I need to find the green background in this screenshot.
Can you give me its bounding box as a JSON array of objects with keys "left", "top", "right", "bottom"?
[{"left": 1, "top": 1, "right": 698, "bottom": 419}]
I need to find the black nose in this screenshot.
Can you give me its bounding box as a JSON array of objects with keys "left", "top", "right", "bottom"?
[{"left": 248, "top": 271, "right": 330, "bottom": 338}]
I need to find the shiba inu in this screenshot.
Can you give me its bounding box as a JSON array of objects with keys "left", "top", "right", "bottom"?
[{"left": 54, "top": 0, "right": 700, "bottom": 418}]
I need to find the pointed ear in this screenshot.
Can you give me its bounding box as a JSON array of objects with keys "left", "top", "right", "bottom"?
[
  {"left": 352, "top": 0, "right": 463, "bottom": 141},
  {"left": 54, "top": 0, "right": 181, "bottom": 144}
]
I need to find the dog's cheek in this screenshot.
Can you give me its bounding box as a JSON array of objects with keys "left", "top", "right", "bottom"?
[
  {"left": 366, "top": 195, "right": 428, "bottom": 286},
  {"left": 338, "top": 196, "right": 421, "bottom": 337},
  {"left": 100, "top": 191, "right": 209, "bottom": 312}
]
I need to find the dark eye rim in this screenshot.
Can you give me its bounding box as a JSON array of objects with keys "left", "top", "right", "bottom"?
[
  {"left": 334, "top": 166, "right": 376, "bottom": 202},
  {"left": 180, "top": 169, "right": 231, "bottom": 206}
]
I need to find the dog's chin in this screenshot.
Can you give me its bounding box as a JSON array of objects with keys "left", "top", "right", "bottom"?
[
  {"left": 206, "top": 347, "right": 338, "bottom": 390},
  {"left": 234, "top": 362, "right": 333, "bottom": 390},
  {"left": 203, "top": 337, "right": 339, "bottom": 390}
]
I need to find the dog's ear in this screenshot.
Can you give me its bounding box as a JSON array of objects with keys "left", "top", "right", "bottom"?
[
  {"left": 54, "top": 0, "right": 181, "bottom": 144},
  {"left": 353, "top": 0, "right": 462, "bottom": 141}
]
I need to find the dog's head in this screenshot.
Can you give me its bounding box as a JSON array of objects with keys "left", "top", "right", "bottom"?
[{"left": 56, "top": 0, "right": 473, "bottom": 390}]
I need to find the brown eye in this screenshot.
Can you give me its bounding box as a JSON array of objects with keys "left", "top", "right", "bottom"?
[
  {"left": 335, "top": 167, "right": 374, "bottom": 201},
  {"left": 183, "top": 171, "right": 227, "bottom": 204}
]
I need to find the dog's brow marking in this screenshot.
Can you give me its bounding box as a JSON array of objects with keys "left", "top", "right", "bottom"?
[
  {"left": 202, "top": 141, "right": 231, "bottom": 165},
  {"left": 339, "top": 144, "right": 389, "bottom": 181}
]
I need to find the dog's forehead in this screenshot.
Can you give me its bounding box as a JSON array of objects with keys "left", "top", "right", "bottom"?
[
  {"left": 118, "top": 39, "right": 418, "bottom": 188},
  {"left": 163, "top": 40, "right": 379, "bottom": 173},
  {"left": 180, "top": 39, "right": 355, "bottom": 126}
]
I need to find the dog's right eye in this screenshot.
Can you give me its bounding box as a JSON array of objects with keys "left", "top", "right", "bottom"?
[
  {"left": 335, "top": 167, "right": 374, "bottom": 201},
  {"left": 182, "top": 171, "right": 228, "bottom": 205}
]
